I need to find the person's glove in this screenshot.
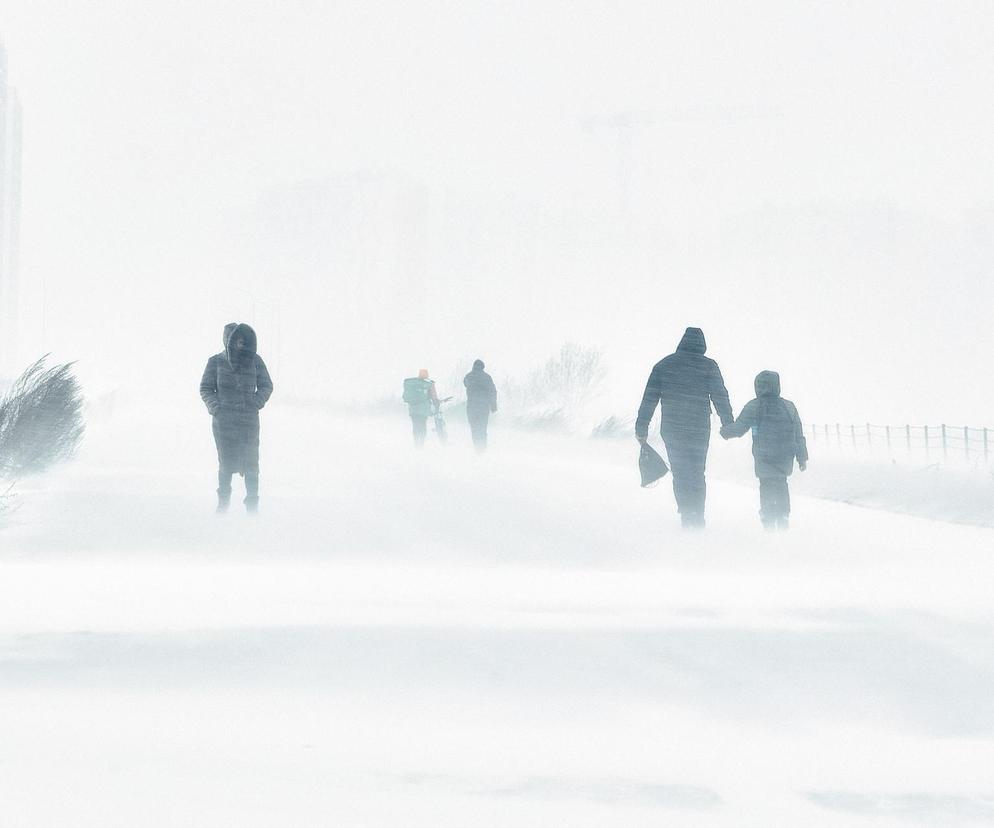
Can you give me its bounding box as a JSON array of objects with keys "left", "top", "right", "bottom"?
[
  {"left": 719, "top": 425, "right": 732, "bottom": 439},
  {"left": 207, "top": 401, "right": 219, "bottom": 416},
  {"left": 635, "top": 432, "right": 648, "bottom": 444},
  {"left": 799, "top": 461, "right": 807, "bottom": 472}
]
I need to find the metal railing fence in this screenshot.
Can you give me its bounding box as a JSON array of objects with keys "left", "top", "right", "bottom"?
[{"left": 807, "top": 422, "right": 993, "bottom": 464}]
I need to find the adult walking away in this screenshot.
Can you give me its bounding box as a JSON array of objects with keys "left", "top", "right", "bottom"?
[
  {"left": 463, "top": 359, "right": 497, "bottom": 451},
  {"left": 403, "top": 369, "right": 438, "bottom": 447},
  {"left": 635, "top": 327, "right": 733, "bottom": 528},
  {"left": 200, "top": 322, "right": 274, "bottom": 514},
  {"left": 720, "top": 370, "right": 808, "bottom": 530}
]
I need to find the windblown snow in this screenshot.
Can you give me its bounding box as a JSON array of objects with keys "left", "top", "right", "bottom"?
[{"left": 2, "top": 401, "right": 993, "bottom": 827}]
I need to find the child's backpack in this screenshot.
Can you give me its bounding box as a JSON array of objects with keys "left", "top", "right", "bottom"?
[
  {"left": 403, "top": 377, "right": 430, "bottom": 405},
  {"left": 753, "top": 398, "right": 797, "bottom": 462}
]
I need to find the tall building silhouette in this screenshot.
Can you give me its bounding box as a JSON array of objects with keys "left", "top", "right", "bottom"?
[{"left": 0, "top": 40, "right": 23, "bottom": 371}]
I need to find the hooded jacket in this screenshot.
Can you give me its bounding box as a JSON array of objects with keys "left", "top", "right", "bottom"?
[
  {"left": 200, "top": 323, "right": 274, "bottom": 417},
  {"left": 464, "top": 360, "right": 497, "bottom": 416},
  {"left": 722, "top": 370, "right": 808, "bottom": 477},
  {"left": 635, "top": 328, "right": 734, "bottom": 443}
]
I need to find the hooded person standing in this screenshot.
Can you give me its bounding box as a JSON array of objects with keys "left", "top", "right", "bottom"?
[
  {"left": 200, "top": 323, "right": 274, "bottom": 513},
  {"left": 463, "top": 359, "right": 497, "bottom": 452},
  {"left": 720, "top": 370, "right": 808, "bottom": 530},
  {"left": 635, "top": 327, "right": 733, "bottom": 528}
]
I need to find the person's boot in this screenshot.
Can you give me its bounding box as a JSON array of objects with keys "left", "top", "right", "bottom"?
[
  {"left": 244, "top": 496, "right": 259, "bottom": 515},
  {"left": 777, "top": 518, "right": 790, "bottom": 531},
  {"left": 216, "top": 489, "right": 231, "bottom": 514}
]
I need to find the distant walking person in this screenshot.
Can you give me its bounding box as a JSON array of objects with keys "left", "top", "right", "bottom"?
[
  {"left": 720, "top": 371, "right": 808, "bottom": 530},
  {"left": 200, "top": 323, "right": 274, "bottom": 514},
  {"left": 403, "top": 369, "right": 438, "bottom": 447},
  {"left": 635, "top": 327, "right": 733, "bottom": 528},
  {"left": 463, "top": 359, "right": 497, "bottom": 451}
]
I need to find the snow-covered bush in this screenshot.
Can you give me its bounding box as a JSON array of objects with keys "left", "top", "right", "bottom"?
[
  {"left": 0, "top": 357, "right": 85, "bottom": 479},
  {"left": 503, "top": 343, "right": 606, "bottom": 430},
  {"left": 590, "top": 415, "right": 633, "bottom": 440}
]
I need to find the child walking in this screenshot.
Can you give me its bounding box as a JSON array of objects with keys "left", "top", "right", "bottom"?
[{"left": 721, "top": 371, "right": 808, "bottom": 529}]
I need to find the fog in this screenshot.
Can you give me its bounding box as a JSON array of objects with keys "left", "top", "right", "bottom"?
[
  {"left": 3, "top": 4, "right": 994, "bottom": 826},
  {"left": 2, "top": 1, "right": 993, "bottom": 422}
]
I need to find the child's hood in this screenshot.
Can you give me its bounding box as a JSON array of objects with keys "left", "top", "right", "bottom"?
[{"left": 754, "top": 370, "right": 781, "bottom": 398}]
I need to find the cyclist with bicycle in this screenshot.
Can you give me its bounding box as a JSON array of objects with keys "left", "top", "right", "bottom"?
[{"left": 402, "top": 369, "right": 439, "bottom": 447}]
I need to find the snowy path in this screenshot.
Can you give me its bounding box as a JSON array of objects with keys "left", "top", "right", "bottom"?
[{"left": 2, "top": 404, "right": 994, "bottom": 827}]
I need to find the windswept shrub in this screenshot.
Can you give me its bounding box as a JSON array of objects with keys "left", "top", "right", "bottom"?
[
  {"left": 511, "top": 407, "right": 569, "bottom": 431},
  {"left": 503, "top": 343, "right": 607, "bottom": 431},
  {"left": 0, "top": 357, "right": 85, "bottom": 479},
  {"left": 590, "top": 415, "right": 633, "bottom": 440}
]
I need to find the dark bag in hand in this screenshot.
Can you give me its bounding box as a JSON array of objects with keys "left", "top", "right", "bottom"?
[{"left": 639, "top": 442, "right": 669, "bottom": 487}]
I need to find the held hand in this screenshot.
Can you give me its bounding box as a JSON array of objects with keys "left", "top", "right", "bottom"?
[{"left": 719, "top": 425, "right": 732, "bottom": 440}]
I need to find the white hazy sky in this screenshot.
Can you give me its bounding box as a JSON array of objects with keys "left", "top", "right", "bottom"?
[{"left": 2, "top": 1, "right": 993, "bottom": 423}]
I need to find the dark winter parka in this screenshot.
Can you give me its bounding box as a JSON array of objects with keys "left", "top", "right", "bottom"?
[
  {"left": 464, "top": 360, "right": 497, "bottom": 418},
  {"left": 635, "top": 328, "right": 734, "bottom": 445},
  {"left": 723, "top": 370, "right": 808, "bottom": 478},
  {"left": 199, "top": 323, "right": 273, "bottom": 476}
]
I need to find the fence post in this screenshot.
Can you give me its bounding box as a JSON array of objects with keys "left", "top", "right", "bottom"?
[
  {"left": 886, "top": 425, "right": 891, "bottom": 452},
  {"left": 825, "top": 424, "right": 830, "bottom": 442},
  {"left": 924, "top": 425, "right": 930, "bottom": 457},
  {"left": 851, "top": 424, "right": 857, "bottom": 448},
  {"left": 836, "top": 423, "right": 841, "bottom": 447},
  {"left": 985, "top": 428, "right": 989, "bottom": 462},
  {"left": 965, "top": 426, "right": 970, "bottom": 460},
  {"left": 866, "top": 423, "right": 872, "bottom": 447},
  {"left": 941, "top": 424, "right": 947, "bottom": 458},
  {"left": 906, "top": 424, "right": 911, "bottom": 452}
]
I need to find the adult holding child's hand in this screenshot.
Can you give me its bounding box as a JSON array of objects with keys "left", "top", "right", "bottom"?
[{"left": 635, "top": 327, "right": 734, "bottom": 529}]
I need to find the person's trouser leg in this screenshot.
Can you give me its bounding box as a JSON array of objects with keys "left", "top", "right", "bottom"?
[
  {"left": 664, "top": 439, "right": 709, "bottom": 526},
  {"left": 213, "top": 415, "right": 233, "bottom": 512},
  {"left": 244, "top": 473, "right": 259, "bottom": 513},
  {"left": 759, "top": 478, "right": 775, "bottom": 528},
  {"left": 412, "top": 416, "right": 427, "bottom": 447},
  {"left": 759, "top": 477, "right": 788, "bottom": 528},
  {"left": 241, "top": 415, "right": 261, "bottom": 513},
  {"left": 217, "top": 470, "right": 233, "bottom": 513},
  {"left": 469, "top": 411, "right": 489, "bottom": 452},
  {"left": 779, "top": 479, "right": 791, "bottom": 528}
]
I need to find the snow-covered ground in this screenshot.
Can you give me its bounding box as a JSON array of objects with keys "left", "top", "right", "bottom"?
[{"left": 2, "top": 402, "right": 994, "bottom": 826}]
